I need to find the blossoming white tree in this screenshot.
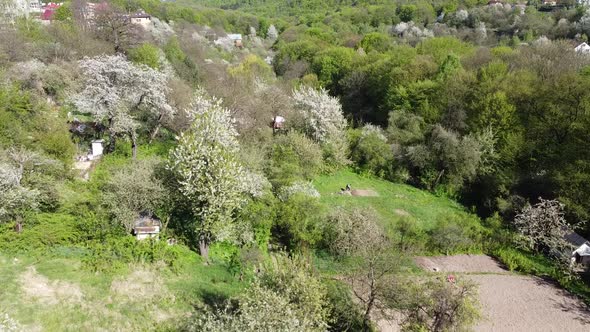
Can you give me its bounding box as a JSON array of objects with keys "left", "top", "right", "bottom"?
[
  {"left": 167, "top": 90, "right": 247, "bottom": 262},
  {"left": 72, "top": 55, "right": 175, "bottom": 158},
  {"left": 292, "top": 86, "right": 349, "bottom": 166}
]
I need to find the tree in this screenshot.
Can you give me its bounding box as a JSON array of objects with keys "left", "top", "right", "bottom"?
[
  {"left": 399, "top": 277, "right": 480, "bottom": 332},
  {"left": 513, "top": 198, "right": 572, "bottom": 257},
  {"left": 72, "top": 55, "right": 174, "bottom": 158},
  {"left": 324, "top": 206, "right": 399, "bottom": 328},
  {"left": 0, "top": 147, "right": 55, "bottom": 228},
  {"left": 292, "top": 86, "right": 349, "bottom": 167},
  {"left": 349, "top": 124, "right": 393, "bottom": 178},
  {"left": 192, "top": 254, "right": 330, "bottom": 332},
  {"left": 102, "top": 158, "right": 167, "bottom": 232},
  {"left": 128, "top": 43, "right": 161, "bottom": 69},
  {"left": 167, "top": 91, "right": 247, "bottom": 262},
  {"left": 93, "top": 4, "right": 142, "bottom": 53}
]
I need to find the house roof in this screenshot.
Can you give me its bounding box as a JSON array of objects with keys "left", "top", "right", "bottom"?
[
  {"left": 130, "top": 12, "right": 150, "bottom": 19},
  {"left": 41, "top": 9, "right": 56, "bottom": 20},
  {"left": 227, "top": 34, "right": 242, "bottom": 40},
  {"left": 564, "top": 230, "right": 589, "bottom": 247},
  {"left": 134, "top": 215, "right": 161, "bottom": 228}
]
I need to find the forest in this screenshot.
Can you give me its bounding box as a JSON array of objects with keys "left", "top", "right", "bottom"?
[{"left": 1, "top": 0, "right": 590, "bottom": 330}]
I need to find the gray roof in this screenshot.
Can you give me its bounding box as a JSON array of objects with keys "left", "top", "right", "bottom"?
[{"left": 564, "top": 230, "right": 588, "bottom": 247}]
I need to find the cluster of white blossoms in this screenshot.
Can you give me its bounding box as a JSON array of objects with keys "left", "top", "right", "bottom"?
[
  {"left": 292, "top": 86, "right": 347, "bottom": 144},
  {"left": 0, "top": 313, "right": 21, "bottom": 332},
  {"left": 278, "top": 181, "right": 320, "bottom": 201},
  {"left": 168, "top": 89, "right": 252, "bottom": 242},
  {"left": 72, "top": 54, "right": 174, "bottom": 136},
  {"left": 361, "top": 124, "right": 388, "bottom": 142}
]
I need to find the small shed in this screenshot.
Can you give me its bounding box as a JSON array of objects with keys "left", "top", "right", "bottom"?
[
  {"left": 227, "top": 34, "right": 243, "bottom": 47},
  {"left": 272, "top": 115, "right": 285, "bottom": 130},
  {"left": 133, "top": 215, "right": 161, "bottom": 240}
]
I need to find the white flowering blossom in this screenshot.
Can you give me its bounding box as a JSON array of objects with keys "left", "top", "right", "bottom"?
[
  {"left": 278, "top": 181, "right": 320, "bottom": 201},
  {"left": 392, "top": 21, "right": 434, "bottom": 39},
  {"left": 243, "top": 170, "right": 272, "bottom": 198},
  {"left": 168, "top": 91, "right": 248, "bottom": 259},
  {"left": 144, "top": 17, "right": 175, "bottom": 43},
  {"left": 292, "top": 87, "right": 349, "bottom": 166},
  {"left": 292, "top": 87, "right": 347, "bottom": 143},
  {"left": 72, "top": 55, "right": 175, "bottom": 154},
  {"left": 267, "top": 24, "right": 278, "bottom": 40},
  {"left": 0, "top": 313, "right": 21, "bottom": 332},
  {"left": 455, "top": 9, "right": 468, "bottom": 22},
  {"left": 361, "top": 124, "right": 387, "bottom": 142}
]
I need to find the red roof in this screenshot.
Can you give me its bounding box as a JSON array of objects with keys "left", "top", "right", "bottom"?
[{"left": 41, "top": 9, "right": 56, "bottom": 20}]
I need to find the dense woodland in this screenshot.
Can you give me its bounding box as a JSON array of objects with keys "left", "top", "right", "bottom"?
[{"left": 1, "top": 0, "right": 590, "bottom": 330}]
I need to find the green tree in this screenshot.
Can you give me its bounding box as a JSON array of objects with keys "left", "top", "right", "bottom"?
[{"left": 128, "top": 43, "right": 161, "bottom": 69}]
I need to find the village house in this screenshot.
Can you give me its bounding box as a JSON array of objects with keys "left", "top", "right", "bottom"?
[{"left": 129, "top": 11, "right": 151, "bottom": 27}]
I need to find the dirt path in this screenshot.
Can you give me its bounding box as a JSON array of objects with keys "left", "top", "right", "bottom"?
[{"left": 413, "top": 255, "right": 590, "bottom": 332}]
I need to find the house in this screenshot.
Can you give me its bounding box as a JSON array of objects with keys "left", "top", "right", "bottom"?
[
  {"left": 129, "top": 11, "right": 151, "bottom": 27},
  {"left": 564, "top": 230, "right": 590, "bottom": 265},
  {"left": 40, "top": 2, "right": 61, "bottom": 23},
  {"left": 133, "top": 215, "right": 161, "bottom": 240},
  {"left": 227, "top": 33, "right": 243, "bottom": 48},
  {"left": 541, "top": 0, "right": 557, "bottom": 6},
  {"left": 575, "top": 42, "right": 590, "bottom": 54}
]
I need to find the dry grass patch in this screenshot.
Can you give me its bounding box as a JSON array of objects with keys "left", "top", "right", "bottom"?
[{"left": 20, "top": 266, "right": 83, "bottom": 305}]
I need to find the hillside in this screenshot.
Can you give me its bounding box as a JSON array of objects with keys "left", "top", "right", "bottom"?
[{"left": 2, "top": 0, "right": 590, "bottom": 330}]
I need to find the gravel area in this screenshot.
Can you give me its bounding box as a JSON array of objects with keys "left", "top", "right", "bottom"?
[
  {"left": 414, "top": 254, "right": 508, "bottom": 273},
  {"left": 411, "top": 255, "right": 590, "bottom": 332},
  {"left": 469, "top": 274, "right": 590, "bottom": 331}
]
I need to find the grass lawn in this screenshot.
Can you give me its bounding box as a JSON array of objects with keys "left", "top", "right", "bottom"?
[
  {"left": 314, "top": 169, "right": 475, "bottom": 232},
  {"left": 0, "top": 247, "right": 244, "bottom": 331}
]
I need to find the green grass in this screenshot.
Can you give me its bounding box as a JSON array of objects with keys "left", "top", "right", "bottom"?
[
  {"left": 0, "top": 246, "right": 245, "bottom": 331},
  {"left": 314, "top": 169, "right": 475, "bottom": 231}
]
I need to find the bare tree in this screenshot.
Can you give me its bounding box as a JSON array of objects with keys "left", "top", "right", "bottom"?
[{"left": 93, "top": 3, "right": 143, "bottom": 53}]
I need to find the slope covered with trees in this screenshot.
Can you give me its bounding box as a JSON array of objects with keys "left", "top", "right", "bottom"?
[{"left": 1, "top": 0, "right": 590, "bottom": 330}]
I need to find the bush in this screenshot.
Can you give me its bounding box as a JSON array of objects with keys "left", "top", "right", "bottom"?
[
  {"left": 266, "top": 131, "right": 324, "bottom": 187},
  {"left": 129, "top": 43, "right": 161, "bottom": 69},
  {"left": 349, "top": 125, "right": 394, "bottom": 179},
  {"left": 83, "top": 236, "right": 181, "bottom": 272},
  {"left": 427, "top": 215, "right": 483, "bottom": 255},
  {"left": 325, "top": 281, "right": 367, "bottom": 332},
  {"left": 273, "top": 194, "right": 323, "bottom": 251},
  {"left": 0, "top": 213, "right": 81, "bottom": 253}
]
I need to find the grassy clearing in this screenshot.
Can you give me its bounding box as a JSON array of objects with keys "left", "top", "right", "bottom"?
[
  {"left": 0, "top": 246, "right": 244, "bottom": 331},
  {"left": 314, "top": 169, "right": 475, "bottom": 231}
]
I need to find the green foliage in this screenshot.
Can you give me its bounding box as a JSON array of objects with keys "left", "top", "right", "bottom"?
[
  {"left": 274, "top": 194, "right": 323, "bottom": 251},
  {"left": 0, "top": 213, "right": 81, "bottom": 253},
  {"left": 349, "top": 125, "right": 394, "bottom": 178},
  {"left": 359, "top": 32, "right": 390, "bottom": 53},
  {"left": 427, "top": 214, "right": 483, "bottom": 255},
  {"left": 266, "top": 131, "right": 324, "bottom": 187},
  {"left": 129, "top": 43, "right": 161, "bottom": 69},
  {"left": 83, "top": 237, "right": 181, "bottom": 272},
  {"left": 398, "top": 5, "right": 417, "bottom": 23}
]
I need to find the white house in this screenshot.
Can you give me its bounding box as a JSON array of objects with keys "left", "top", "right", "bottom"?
[
  {"left": 129, "top": 11, "right": 151, "bottom": 28},
  {"left": 90, "top": 139, "right": 104, "bottom": 159},
  {"left": 564, "top": 230, "right": 590, "bottom": 266},
  {"left": 575, "top": 42, "right": 590, "bottom": 54}
]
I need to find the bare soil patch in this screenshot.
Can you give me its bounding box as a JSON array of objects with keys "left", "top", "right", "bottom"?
[
  {"left": 350, "top": 189, "right": 379, "bottom": 197},
  {"left": 394, "top": 209, "right": 410, "bottom": 217},
  {"left": 414, "top": 255, "right": 508, "bottom": 273}
]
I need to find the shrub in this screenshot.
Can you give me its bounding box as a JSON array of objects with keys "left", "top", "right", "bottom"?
[
  {"left": 83, "top": 236, "right": 181, "bottom": 272},
  {"left": 274, "top": 194, "right": 323, "bottom": 251},
  {"left": 349, "top": 125, "right": 394, "bottom": 179},
  {"left": 266, "top": 131, "right": 324, "bottom": 187},
  {"left": 427, "top": 215, "right": 483, "bottom": 255}
]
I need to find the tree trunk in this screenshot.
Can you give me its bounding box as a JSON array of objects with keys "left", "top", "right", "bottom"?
[
  {"left": 149, "top": 122, "right": 161, "bottom": 144},
  {"left": 199, "top": 236, "right": 210, "bottom": 264},
  {"left": 131, "top": 132, "right": 137, "bottom": 160},
  {"left": 363, "top": 265, "right": 376, "bottom": 329}
]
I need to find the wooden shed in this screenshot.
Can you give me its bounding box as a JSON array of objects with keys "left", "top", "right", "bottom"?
[{"left": 133, "top": 215, "right": 161, "bottom": 240}]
